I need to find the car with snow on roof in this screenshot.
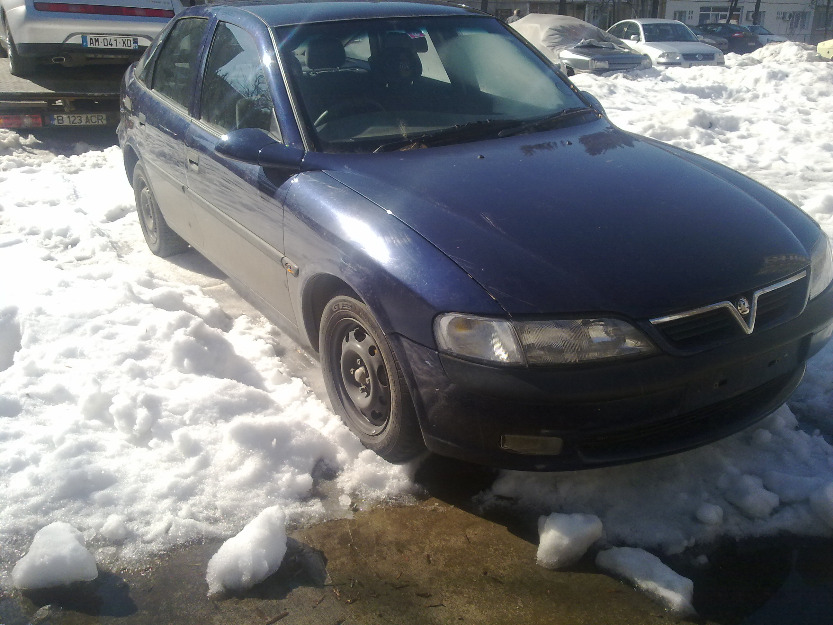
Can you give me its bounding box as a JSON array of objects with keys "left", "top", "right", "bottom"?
[
  {"left": 510, "top": 13, "right": 651, "bottom": 76},
  {"left": 119, "top": 0, "right": 833, "bottom": 471}
]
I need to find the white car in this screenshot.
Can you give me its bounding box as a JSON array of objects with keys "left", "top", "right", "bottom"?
[
  {"left": 0, "top": 0, "right": 181, "bottom": 76},
  {"left": 608, "top": 18, "right": 724, "bottom": 68},
  {"left": 743, "top": 25, "right": 788, "bottom": 45}
]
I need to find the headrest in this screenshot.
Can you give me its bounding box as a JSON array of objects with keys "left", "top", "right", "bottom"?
[
  {"left": 306, "top": 37, "right": 345, "bottom": 70},
  {"left": 372, "top": 33, "right": 423, "bottom": 86}
]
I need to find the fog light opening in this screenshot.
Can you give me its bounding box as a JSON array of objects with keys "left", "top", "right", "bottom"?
[{"left": 500, "top": 434, "right": 564, "bottom": 455}]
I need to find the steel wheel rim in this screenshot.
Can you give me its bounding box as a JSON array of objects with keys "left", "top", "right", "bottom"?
[
  {"left": 138, "top": 185, "right": 159, "bottom": 245},
  {"left": 335, "top": 319, "right": 391, "bottom": 435}
]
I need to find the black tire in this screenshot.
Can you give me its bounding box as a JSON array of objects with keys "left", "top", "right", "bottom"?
[
  {"left": 6, "top": 23, "right": 35, "bottom": 76},
  {"left": 133, "top": 164, "right": 189, "bottom": 257},
  {"left": 320, "top": 293, "right": 424, "bottom": 462}
]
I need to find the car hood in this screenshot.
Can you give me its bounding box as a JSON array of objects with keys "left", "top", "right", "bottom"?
[
  {"left": 321, "top": 120, "right": 811, "bottom": 318},
  {"left": 562, "top": 44, "right": 644, "bottom": 60},
  {"left": 642, "top": 41, "right": 720, "bottom": 55}
]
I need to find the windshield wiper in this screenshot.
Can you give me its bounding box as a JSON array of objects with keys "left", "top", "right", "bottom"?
[
  {"left": 497, "top": 107, "right": 595, "bottom": 138},
  {"left": 374, "top": 119, "right": 519, "bottom": 153}
]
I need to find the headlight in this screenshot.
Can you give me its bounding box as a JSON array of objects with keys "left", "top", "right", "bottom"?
[
  {"left": 809, "top": 235, "right": 833, "bottom": 299},
  {"left": 639, "top": 55, "right": 652, "bottom": 69},
  {"left": 715, "top": 52, "right": 725, "bottom": 64},
  {"left": 589, "top": 59, "right": 609, "bottom": 70},
  {"left": 434, "top": 315, "right": 523, "bottom": 365},
  {"left": 657, "top": 52, "right": 682, "bottom": 62},
  {"left": 434, "top": 314, "right": 656, "bottom": 366}
]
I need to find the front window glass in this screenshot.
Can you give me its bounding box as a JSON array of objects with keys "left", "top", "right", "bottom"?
[
  {"left": 151, "top": 17, "right": 209, "bottom": 108},
  {"left": 200, "top": 22, "right": 279, "bottom": 137},
  {"left": 642, "top": 22, "right": 698, "bottom": 42},
  {"left": 275, "top": 16, "right": 589, "bottom": 154}
]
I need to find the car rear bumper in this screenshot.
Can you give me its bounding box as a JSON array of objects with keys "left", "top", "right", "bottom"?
[
  {"left": 8, "top": 5, "right": 167, "bottom": 51},
  {"left": 395, "top": 283, "right": 833, "bottom": 471}
]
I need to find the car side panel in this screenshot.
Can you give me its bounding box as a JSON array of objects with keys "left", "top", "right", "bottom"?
[{"left": 184, "top": 121, "right": 297, "bottom": 328}]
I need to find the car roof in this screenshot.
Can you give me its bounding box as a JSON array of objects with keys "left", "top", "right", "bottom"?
[
  {"left": 621, "top": 18, "right": 686, "bottom": 25},
  {"left": 193, "top": 0, "right": 477, "bottom": 27}
]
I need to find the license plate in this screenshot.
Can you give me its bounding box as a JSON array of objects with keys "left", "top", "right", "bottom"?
[
  {"left": 50, "top": 113, "right": 108, "bottom": 126},
  {"left": 82, "top": 35, "right": 138, "bottom": 49}
]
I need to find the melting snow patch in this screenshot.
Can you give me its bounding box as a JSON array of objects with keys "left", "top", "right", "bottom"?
[
  {"left": 12, "top": 522, "right": 98, "bottom": 590},
  {"left": 536, "top": 512, "right": 603, "bottom": 569},
  {"left": 206, "top": 506, "right": 287, "bottom": 595},
  {"left": 596, "top": 547, "right": 695, "bottom": 616}
]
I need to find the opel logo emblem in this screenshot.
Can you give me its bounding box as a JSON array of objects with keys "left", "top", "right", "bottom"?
[{"left": 736, "top": 297, "right": 751, "bottom": 316}]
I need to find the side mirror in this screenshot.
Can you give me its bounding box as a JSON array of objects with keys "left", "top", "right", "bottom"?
[
  {"left": 215, "top": 128, "right": 304, "bottom": 170},
  {"left": 580, "top": 91, "right": 606, "bottom": 117},
  {"left": 630, "top": 34, "right": 640, "bottom": 41}
]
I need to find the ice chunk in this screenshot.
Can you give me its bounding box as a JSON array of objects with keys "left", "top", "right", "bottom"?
[
  {"left": 206, "top": 506, "right": 287, "bottom": 595},
  {"left": 536, "top": 512, "right": 603, "bottom": 569},
  {"left": 695, "top": 503, "right": 724, "bottom": 526},
  {"left": 723, "top": 474, "right": 779, "bottom": 519},
  {"left": 596, "top": 547, "right": 695, "bottom": 616},
  {"left": 12, "top": 522, "right": 98, "bottom": 589}
]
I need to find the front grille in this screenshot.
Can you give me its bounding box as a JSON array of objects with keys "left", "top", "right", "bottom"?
[
  {"left": 651, "top": 272, "right": 807, "bottom": 350},
  {"left": 683, "top": 53, "right": 715, "bottom": 61}
]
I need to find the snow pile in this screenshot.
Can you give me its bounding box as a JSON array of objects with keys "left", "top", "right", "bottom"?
[
  {"left": 12, "top": 522, "right": 97, "bottom": 590},
  {"left": 536, "top": 512, "right": 602, "bottom": 569},
  {"left": 206, "top": 506, "right": 287, "bottom": 595},
  {"left": 596, "top": 547, "right": 695, "bottom": 616}
]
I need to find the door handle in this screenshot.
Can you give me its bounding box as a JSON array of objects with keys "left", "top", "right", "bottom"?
[{"left": 186, "top": 148, "right": 199, "bottom": 172}]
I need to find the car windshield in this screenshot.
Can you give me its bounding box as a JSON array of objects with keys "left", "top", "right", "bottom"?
[
  {"left": 748, "top": 25, "right": 772, "bottom": 34},
  {"left": 642, "top": 23, "right": 698, "bottom": 42},
  {"left": 275, "top": 16, "right": 590, "bottom": 153}
]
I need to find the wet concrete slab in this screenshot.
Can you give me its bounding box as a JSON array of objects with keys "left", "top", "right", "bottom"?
[{"left": 1, "top": 497, "right": 686, "bottom": 625}]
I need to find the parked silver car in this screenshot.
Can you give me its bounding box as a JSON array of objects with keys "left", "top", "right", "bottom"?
[
  {"left": 0, "top": 0, "right": 181, "bottom": 76},
  {"left": 512, "top": 14, "right": 651, "bottom": 75}
]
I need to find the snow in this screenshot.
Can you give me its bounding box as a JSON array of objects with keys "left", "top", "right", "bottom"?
[
  {"left": 1, "top": 42, "right": 833, "bottom": 604},
  {"left": 205, "top": 506, "right": 287, "bottom": 595},
  {"left": 596, "top": 547, "right": 695, "bottom": 615},
  {"left": 536, "top": 512, "right": 603, "bottom": 569},
  {"left": 11, "top": 522, "right": 97, "bottom": 590}
]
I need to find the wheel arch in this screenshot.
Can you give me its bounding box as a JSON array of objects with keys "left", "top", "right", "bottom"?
[
  {"left": 302, "top": 273, "right": 359, "bottom": 353},
  {"left": 123, "top": 145, "right": 140, "bottom": 189}
]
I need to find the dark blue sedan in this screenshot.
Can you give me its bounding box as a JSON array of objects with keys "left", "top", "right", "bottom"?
[{"left": 118, "top": 0, "right": 833, "bottom": 471}]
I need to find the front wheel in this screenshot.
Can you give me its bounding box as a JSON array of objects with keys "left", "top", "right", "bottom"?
[{"left": 320, "top": 294, "right": 424, "bottom": 463}]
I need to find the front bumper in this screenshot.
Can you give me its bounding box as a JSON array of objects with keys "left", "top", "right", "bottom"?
[{"left": 395, "top": 283, "right": 833, "bottom": 471}]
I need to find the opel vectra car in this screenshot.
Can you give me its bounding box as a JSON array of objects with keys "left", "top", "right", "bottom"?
[
  {"left": 510, "top": 14, "right": 651, "bottom": 75},
  {"left": 118, "top": 0, "right": 833, "bottom": 471},
  {"left": 608, "top": 18, "right": 724, "bottom": 67},
  {"left": 0, "top": 0, "right": 182, "bottom": 76}
]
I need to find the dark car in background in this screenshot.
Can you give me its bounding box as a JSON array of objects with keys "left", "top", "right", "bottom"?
[
  {"left": 510, "top": 14, "right": 651, "bottom": 75},
  {"left": 698, "top": 22, "right": 763, "bottom": 53},
  {"left": 118, "top": 0, "right": 833, "bottom": 471},
  {"left": 688, "top": 24, "right": 729, "bottom": 52}
]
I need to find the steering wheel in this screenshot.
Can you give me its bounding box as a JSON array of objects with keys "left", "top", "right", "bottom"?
[{"left": 314, "top": 98, "right": 386, "bottom": 128}]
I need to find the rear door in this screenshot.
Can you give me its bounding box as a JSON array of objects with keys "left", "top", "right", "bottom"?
[
  {"left": 184, "top": 20, "right": 297, "bottom": 327},
  {"left": 137, "top": 15, "right": 209, "bottom": 246}
]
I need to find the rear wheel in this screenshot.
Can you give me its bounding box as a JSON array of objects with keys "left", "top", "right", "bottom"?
[
  {"left": 320, "top": 293, "right": 424, "bottom": 463},
  {"left": 6, "top": 23, "right": 35, "bottom": 76},
  {"left": 133, "top": 164, "right": 189, "bottom": 257}
]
